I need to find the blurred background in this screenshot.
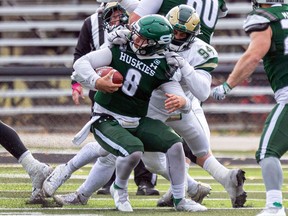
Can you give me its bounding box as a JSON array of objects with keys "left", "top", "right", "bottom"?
[{"left": 0, "top": 0, "right": 272, "bottom": 136}]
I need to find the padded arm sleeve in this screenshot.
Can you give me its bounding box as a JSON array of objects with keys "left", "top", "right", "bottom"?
[{"left": 181, "top": 62, "right": 212, "bottom": 102}]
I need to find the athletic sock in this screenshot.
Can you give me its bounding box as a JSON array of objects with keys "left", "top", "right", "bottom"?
[{"left": 203, "top": 155, "right": 229, "bottom": 186}]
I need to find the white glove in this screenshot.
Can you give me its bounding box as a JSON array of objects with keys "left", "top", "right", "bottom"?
[
  {"left": 107, "top": 29, "right": 130, "bottom": 45},
  {"left": 212, "top": 82, "right": 232, "bottom": 100},
  {"left": 165, "top": 52, "right": 186, "bottom": 69}
]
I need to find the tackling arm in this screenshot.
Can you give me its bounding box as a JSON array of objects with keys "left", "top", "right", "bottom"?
[{"left": 181, "top": 64, "right": 212, "bottom": 102}]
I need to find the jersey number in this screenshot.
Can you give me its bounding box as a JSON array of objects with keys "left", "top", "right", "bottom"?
[
  {"left": 122, "top": 68, "right": 141, "bottom": 96},
  {"left": 187, "top": 0, "right": 219, "bottom": 28}
]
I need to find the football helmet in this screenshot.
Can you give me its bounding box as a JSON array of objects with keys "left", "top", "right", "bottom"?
[
  {"left": 130, "top": 14, "right": 173, "bottom": 55},
  {"left": 102, "top": 2, "right": 129, "bottom": 32},
  {"left": 166, "top": 4, "right": 200, "bottom": 52},
  {"left": 252, "top": 0, "right": 288, "bottom": 9}
]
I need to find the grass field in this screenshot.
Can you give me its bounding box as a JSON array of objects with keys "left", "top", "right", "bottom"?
[{"left": 0, "top": 156, "right": 287, "bottom": 216}]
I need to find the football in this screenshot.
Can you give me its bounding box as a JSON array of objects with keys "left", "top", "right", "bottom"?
[{"left": 95, "top": 66, "right": 123, "bottom": 84}]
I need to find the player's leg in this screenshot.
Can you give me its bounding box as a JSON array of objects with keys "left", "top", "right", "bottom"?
[
  {"left": 0, "top": 120, "right": 52, "bottom": 203},
  {"left": 54, "top": 153, "right": 116, "bottom": 205},
  {"left": 43, "top": 141, "right": 101, "bottom": 196},
  {"left": 255, "top": 104, "right": 288, "bottom": 216},
  {"left": 134, "top": 160, "right": 159, "bottom": 196},
  {"left": 92, "top": 115, "right": 144, "bottom": 212},
  {"left": 97, "top": 171, "right": 115, "bottom": 195},
  {"left": 142, "top": 151, "right": 211, "bottom": 207},
  {"left": 166, "top": 100, "right": 246, "bottom": 208},
  {"left": 137, "top": 117, "right": 207, "bottom": 212}
]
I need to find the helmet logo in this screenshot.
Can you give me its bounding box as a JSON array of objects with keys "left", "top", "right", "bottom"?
[{"left": 159, "top": 35, "right": 173, "bottom": 44}]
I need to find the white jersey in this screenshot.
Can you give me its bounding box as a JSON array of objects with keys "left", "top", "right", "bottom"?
[{"left": 148, "top": 38, "right": 218, "bottom": 120}]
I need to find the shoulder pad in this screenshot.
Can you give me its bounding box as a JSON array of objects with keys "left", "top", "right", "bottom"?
[{"left": 243, "top": 12, "right": 272, "bottom": 33}]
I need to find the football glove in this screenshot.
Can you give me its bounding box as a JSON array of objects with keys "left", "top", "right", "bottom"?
[
  {"left": 212, "top": 82, "right": 232, "bottom": 100},
  {"left": 107, "top": 29, "right": 130, "bottom": 45},
  {"left": 165, "top": 51, "right": 186, "bottom": 69}
]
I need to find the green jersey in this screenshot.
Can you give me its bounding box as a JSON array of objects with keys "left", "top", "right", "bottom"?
[
  {"left": 157, "top": 0, "right": 227, "bottom": 44},
  {"left": 243, "top": 5, "right": 288, "bottom": 92},
  {"left": 95, "top": 45, "right": 171, "bottom": 117}
]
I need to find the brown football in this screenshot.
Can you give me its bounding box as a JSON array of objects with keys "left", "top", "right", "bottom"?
[{"left": 95, "top": 66, "right": 123, "bottom": 84}]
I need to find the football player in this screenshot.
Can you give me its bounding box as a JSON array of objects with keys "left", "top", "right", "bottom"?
[{"left": 212, "top": 0, "right": 288, "bottom": 215}]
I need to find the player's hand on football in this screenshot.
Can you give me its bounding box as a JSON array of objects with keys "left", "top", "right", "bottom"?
[
  {"left": 72, "top": 82, "right": 85, "bottom": 105},
  {"left": 95, "top": 70, "right": 122, "bottom": 93},
  {"left": 212, "top": 82, "right": 232, "bottom": 100},
  {"left": 165, "top": 51, "right": 186, "bottom": 69},
  {"left": 108, "top": 29, "right": 130, "bottom": 45},
  {"left": 164, "top": 93, "right": 186, "bottom": 113}
]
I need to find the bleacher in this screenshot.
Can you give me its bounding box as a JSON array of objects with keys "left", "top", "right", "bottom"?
[
  {"left": 0, "top": 0, "right": 272, "bottom": 133},
  {"left": 0, "top": 2, "right": 250, "bottom": 65}
]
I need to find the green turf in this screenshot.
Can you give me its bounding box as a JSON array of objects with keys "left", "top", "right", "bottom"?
[{"left": 0, "top": 163, "right": 287, "bottom": 215}]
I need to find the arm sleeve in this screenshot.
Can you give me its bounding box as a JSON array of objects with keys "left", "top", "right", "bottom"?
[
  {"left": 133, "top": 0, "right": 163, "bottom": 16},
  {"left": 120, "top": 0, "right": 139, "bottom": 13},
  {"left": 72, "top": 48, "right": 113, "bottom": 91},
  {"left": 180, "top": 62, "right": 212, "bottom": 102},
  {"left": 160, "top": 81, "right": 192, "bottom": 113}
]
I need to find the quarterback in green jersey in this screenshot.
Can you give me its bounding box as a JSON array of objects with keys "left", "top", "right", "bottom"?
[
  {"left": 212, "top": 0, "right": 288, "bottom": 215},
  {"left": 72, "top": 14, "right": 207, "bottom": 212},
  {"left": 129, "top": 0, "right": 228, "bottom": 44}
]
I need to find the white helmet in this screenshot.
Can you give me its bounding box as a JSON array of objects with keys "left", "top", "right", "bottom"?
[{"left": 166, "top": 5, "right": 200, "bottom": 52}]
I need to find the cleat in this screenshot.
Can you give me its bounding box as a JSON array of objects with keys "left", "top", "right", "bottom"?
[
  {"left": 174, "top": 198, "right": 207, "bottom": 212},
  {"left": 43, "top": 164, "right": 71, "bottom": 197},
  {"left": 26, "top": 188, "right": 46, "bottom": 204},
  {"left": 28, "top": 163, "right": 53, "bottom": 204},
  {"left": 53, "top": 192, "right": 88, "bottom": 206},
  {"left": 96, "top": 186, "right": 110, "bottom": 195},
  {"left": 136, "top": 181, "right": 160, "bottom": 196},
  {"left": 256, "top": 206, "right": 286, "bottom": 216},
  {"left": 30, "top": 163, "right": 53, "bottom": 189},
  {"left": 188, "top": 182, "right": 211, "bottom": 204},
  {"left": 156, "top": 188, "right": 173, "bottom": 207},
  {"left": 110, "top": 183, "right": 133, "bottom": 212},
  {"left": 157, "top": 182, "right": 211, "bottom": 207},
  {"left": 224, "top": 169, "right": 247, "bottom": 208}
]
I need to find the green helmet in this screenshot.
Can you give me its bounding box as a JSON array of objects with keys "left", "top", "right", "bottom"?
[{"left": 130, "top": 14, "right": 173, "bottom": 55}]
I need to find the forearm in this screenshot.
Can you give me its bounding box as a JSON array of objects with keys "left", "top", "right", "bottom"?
[
  {"left": 181, "top": 63, "right": 212, "bottom": 102},
  {"left": 227, "top": 52, "right": 260, "bottom": 88},
  {"left": 72, "top": 48, "right": 112, "bottom": 90}
]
